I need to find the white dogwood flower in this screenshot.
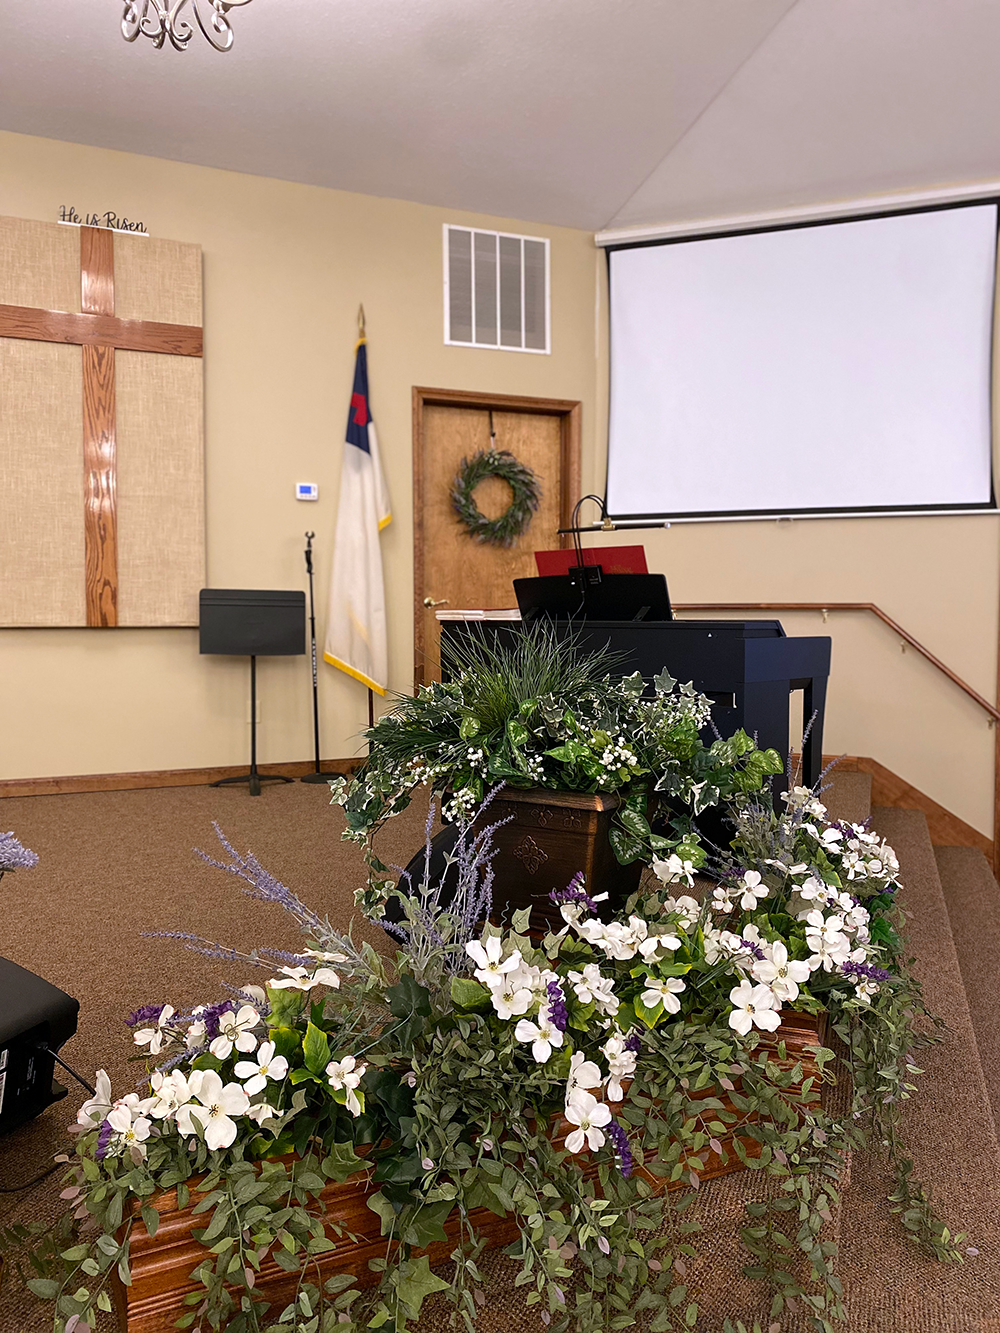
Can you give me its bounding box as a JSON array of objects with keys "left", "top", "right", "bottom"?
[
  {"left": 728, "top": 980, "right": 782, "bottom": 1036},
  {"left": 600, "top": 1030, "right": 637, "bottom": 1101},
  {"left": 177, "top": 1070, "right": 250, "bottom": 1151},
  {"left": 326, "top": 1055, "right": 367, "bottom": 1116},
  {"left": 235, "top": 1040, "right": 289, "bottom": 1096},
  {"left": 804, "top": 912, "right": 852, "bottom": 972},
  {"left": 515, "top": 1007, "right": 564, "bottom": 1063},
  {"left": 147, "top": 1069, "right": 191, "bottom": 1120},
  {"left": 269, "top": 966, "right": 341, "bottom": 992},
  {"left": 564, "top": 1090, "right": 612, "bottom": 1153},
  {"left": 209, "top": 1005, "right": 260, "bottom": 1060},
  {"left": 246, "top": 1102, "right": 278, "bottom": 1125},
  {"left": 752, "top": 941, "right": 811, "bottom": 1003},
  {"left": 652, "top": 854, "right": 696, "bottom": 887},
  {"left": 567, "top": 963, "right": 619, "bottom": 1017},
  {"left": 739, "top": 871, "right": 769, "bottom": 911},
  {"left": 637, "top": 929, "right": 683, "bottom": 964},
  {"left": 565, "top": 1051, "right": 602, "bottom": 1102},
  {"left": 490, "top": 976, "right": 534, "bottom": 1020},
  {"left": 711, "top": 885, "right": 736, "bottom": 913},
  {"left": 639, "top": 976, "right": 686, "bottom": 1015},
  {"left": 133, "top": 1005, "right": 176, "bottom": 1055},
  {"left": 465, "top": 936, "right": 521, "bottom": 987},
  {"left": 77, "top": 1070, "right": 113, "bottom": 1127},
  {"left": 662, "top": 894, "right": 700, "bottom": 928},
  {"left": 105, "top": 1103, "right": 152, "bottom": 1159}
]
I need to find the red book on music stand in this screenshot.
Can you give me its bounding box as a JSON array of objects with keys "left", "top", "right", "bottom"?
[{"left": 534, "top": 545, "right": 648, "bottom": 577}]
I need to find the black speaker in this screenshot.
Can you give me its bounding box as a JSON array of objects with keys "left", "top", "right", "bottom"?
[{"left": 0, "top": 957, "right": 79, "bottom": 1135}]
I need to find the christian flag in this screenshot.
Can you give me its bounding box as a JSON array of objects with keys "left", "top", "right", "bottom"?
[{"left": 323, "top": 338, "right": 392, "bottom": 694}]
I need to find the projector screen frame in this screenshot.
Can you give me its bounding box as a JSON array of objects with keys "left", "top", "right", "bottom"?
[{"left": 604, "top": 197, "right": 1000, "bottom": 524}]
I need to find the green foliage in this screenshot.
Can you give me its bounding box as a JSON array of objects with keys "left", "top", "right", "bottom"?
[
  {"left": 450, "top": 447, "right": 541, "bottom": 549},
  {"left": 333, "top": 624, "right": 782, "bottom": 911}
]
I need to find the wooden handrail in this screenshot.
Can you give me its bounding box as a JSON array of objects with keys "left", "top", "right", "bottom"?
[{"left": 672, "top": 601, "right": 1000, "bottom": 724}]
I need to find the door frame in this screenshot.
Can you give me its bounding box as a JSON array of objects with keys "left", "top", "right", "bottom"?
[{"left": 412, "top": 386, "right": 582, "bottom": 689}]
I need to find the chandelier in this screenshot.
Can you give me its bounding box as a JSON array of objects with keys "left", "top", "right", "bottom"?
[{"left": 121, "top": 0, "right": 254, "bottom": 52}]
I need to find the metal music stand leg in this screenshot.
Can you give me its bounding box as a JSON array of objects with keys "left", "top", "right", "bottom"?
[
  {"left": 300, "top": 533, "right": 331, "bottom": 784},
  {"left": 211, "top": 656, "right": 294, "bottom": 797}
]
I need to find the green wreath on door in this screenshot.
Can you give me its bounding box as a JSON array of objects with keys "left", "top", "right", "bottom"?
[{"left": 450, "top": 448, "right": 541, "bottom": 549}]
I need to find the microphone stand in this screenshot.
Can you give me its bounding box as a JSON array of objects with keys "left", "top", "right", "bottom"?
[{"left": 300, "top": 532, "right": 329, "bottom": 784}]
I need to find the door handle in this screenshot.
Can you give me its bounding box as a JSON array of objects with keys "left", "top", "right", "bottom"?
[{"left": 423, "top": 596, "right": 450, "bottom": 608}]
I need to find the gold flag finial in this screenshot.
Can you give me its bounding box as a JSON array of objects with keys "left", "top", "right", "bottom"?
[{"left": 358, "top": 304, "right": 366, "bottom": 339}]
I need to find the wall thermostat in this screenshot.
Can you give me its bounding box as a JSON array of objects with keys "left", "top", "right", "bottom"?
[{"left": 296, "top": 483, "right": 319, "bottom": 501}]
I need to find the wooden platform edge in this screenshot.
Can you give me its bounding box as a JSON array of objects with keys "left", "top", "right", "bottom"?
[
  {"left": 815, "top": 753, "right": 993, "bottom": 862},
  {"left": 0, "top": 759, "right": 363, "bottom": 800}
]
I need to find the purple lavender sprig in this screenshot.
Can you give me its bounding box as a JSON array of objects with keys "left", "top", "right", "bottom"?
[
  {"left": 841, "top": 960, "right": 892, "bottom": 983},
  {"left": 605, "top": 1119, "right": 634, "bottom": 1178},
  {"left": 195, "top": 823, "right": 326, "bottom": 937},
  {"left": 546, "top": 981, "right": 568, "bottom": 1033},
  {"left": 125, "top": 1004, "right": 168, "bottom": 1030},
  {"left": 0, "top": 831, "right": 38, "bottom": 875},
  {"left": 739, "top": 939, "right": 766, "bottom": 961},
  {"left": 95, "top": 1118, "right": 115, "bottom": 1162},
  {"left": 549, "top": 872, "right": 598, "bottom": 915},
  {"left": 624, "top": 1032, "right": 642, "bottom": 1055}
]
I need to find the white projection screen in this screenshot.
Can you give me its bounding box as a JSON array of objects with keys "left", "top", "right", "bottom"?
[{"left": 606, "top": 203, "right": 998, "bottom": 520}]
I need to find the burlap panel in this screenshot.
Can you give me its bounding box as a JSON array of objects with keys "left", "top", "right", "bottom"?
[
  {"left": 0, "top": 338, "right": 86, "bottom": 626},
  {"left": 116, "top": 350, "right": 205, "bottom": 627}
]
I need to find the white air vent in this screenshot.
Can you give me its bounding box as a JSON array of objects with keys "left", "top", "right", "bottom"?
[{"left": 444, "top": 225, "right": 550, "bottom": 353}]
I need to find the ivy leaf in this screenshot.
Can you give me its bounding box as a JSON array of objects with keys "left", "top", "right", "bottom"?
[
  {"left": 366, "top": 1191, "right": 398, "bottom": 1236},
  {"left": 395, "top": 1255, "right": 451, "bottom": 1320},
  {"left": 653, "top": 668, "right": 677, "bottom": 695},
  {"left": 321, "top": 1141, "right": 367, "bottom": 1183},
  {"left": 450, "top": 976, "right": 491, "bottom": 1011},
  {"left": 386, "top": 974, "right": 431, "bottom": 1020},
  {"left": 27, "top": 1279, "right": 60, "bottom": 1300},
  {"left": 403, "top": 1200, "right": 455, "bottom": 1248},
  {"left": 303, "top": 1021, "right": 331, "bottom": 1076}
]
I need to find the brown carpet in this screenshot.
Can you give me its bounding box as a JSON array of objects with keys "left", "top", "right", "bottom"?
[
  {"left": 0, "top": 775, "right": 996, "bottom": 1332},
  {"left": 0, "top": 781, "right": 434, "bottom": 1331},
  {"left": 840, "top": 808, "right": 1000, "bottom": 1333},
  {"left": 935, "top": 845, "right": 1000, "bottom": 1133}
]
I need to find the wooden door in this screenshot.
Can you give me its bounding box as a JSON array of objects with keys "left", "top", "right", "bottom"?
[{"left": 413, "top": 388, "right": 580, "bottom": 687}]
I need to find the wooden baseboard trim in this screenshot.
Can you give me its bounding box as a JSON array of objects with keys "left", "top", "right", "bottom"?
[
  {"left": 0, "top": 759, "right": 363, "bottom": 800},
  {"left": 822, "top": 754, "right": 994, "bottom": 863}
]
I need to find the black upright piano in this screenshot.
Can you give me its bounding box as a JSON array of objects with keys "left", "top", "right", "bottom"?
[{"left": 438, "top": 574, "right": 831, "bottom": 799}]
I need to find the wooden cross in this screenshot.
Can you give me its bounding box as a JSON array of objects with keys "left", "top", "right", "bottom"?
[{"left": 0, "top": 225, "right": 203, "bottom": 626}]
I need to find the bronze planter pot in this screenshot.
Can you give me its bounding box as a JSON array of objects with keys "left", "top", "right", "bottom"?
[{"left": 486, "top": 787, "right": 643, "bottom": 928}]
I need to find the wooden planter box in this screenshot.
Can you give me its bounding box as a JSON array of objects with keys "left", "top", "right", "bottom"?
[
  {"left": 113, "top": 1013, "right": 828, "bottom": 1332},
  {"left": 487, "top": 788, "right": 642, "bottom": 928}
]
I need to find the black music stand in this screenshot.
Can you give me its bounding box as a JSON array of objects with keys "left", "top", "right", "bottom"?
[{"left": 200, "top": 589, "right": 306, "bottom": 796}]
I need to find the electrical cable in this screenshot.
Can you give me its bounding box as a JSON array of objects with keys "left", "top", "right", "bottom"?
[
  {"left": 0, "top": 1161, "right": 61, "bottom": 1193},
  {"left": 37, "top": 1046, "right": 95, "bottom": 1097}
]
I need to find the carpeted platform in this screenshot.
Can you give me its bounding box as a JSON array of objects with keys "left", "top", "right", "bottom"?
[{"left": 1, "top": 774, "right": 997, "bottom": 1331}]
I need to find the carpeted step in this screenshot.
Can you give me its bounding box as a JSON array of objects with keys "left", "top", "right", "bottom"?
[
  {"left": 840, "top": 807, "right": 1000, "bottom": 1333},
  {"left": 935, "top": 845, "right": 1000, "bottom": 1136},
  {"left": 821, "top": 768, "right": 872, "bottom": 825}
]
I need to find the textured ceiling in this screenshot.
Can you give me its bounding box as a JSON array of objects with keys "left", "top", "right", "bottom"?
[
  {"left": 0, "top": 1, "right": 998, "bottom": 233},
  {"left": 607, "top": 0, "right": 1000, "bottom": 233}
]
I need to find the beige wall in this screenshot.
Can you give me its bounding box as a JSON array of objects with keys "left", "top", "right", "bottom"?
[
  {"left": 0, "top": 130, "right": 599, "bottom": 781},
  {"left": 586, "top": 260, "right": 1000, "bottom": 837},
  {"left": 2, "top": 127, "right": 996, "bottom": 839}
]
